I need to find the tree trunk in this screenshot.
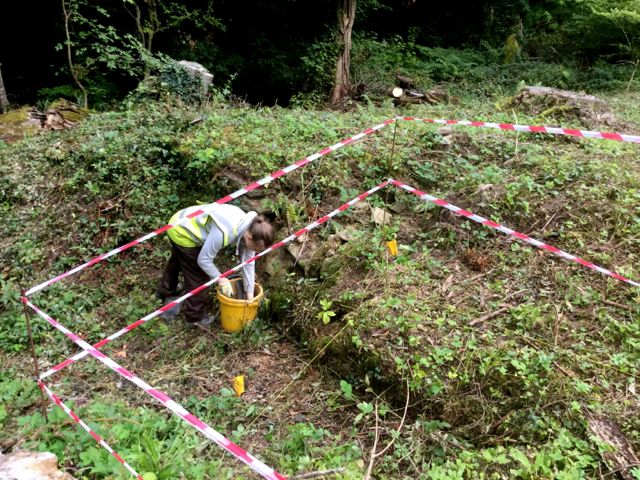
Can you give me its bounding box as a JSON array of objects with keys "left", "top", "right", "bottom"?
[
  {"left": 62, "top": 0, "right": 88, "bottom": 109},
  {"left": 330, "top": 0, "right": 356, "bottom": 106},
  {"left": 0, "top": 63, "right": 9, "bottom": 113}
]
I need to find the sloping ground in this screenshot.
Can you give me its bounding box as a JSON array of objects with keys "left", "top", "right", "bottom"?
[
  {"left": 264, "top": 123, "right": 640, "bottom": 477},
  {"left": 0, "top": 97, "right": 639, "bottom": 479}
]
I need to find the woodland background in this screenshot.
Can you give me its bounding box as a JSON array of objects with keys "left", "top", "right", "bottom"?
[{"left": 3, "top": 0, "right": 640, "bottom": 109}]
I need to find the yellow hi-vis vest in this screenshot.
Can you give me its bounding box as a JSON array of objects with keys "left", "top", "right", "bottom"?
[{"left": 167, "top": 205, "right": 240, "bottom": 248}]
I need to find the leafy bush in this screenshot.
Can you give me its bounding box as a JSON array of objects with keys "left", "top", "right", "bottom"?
[{"left": 127, "top": 60, "right": 207, "bottom": 105}]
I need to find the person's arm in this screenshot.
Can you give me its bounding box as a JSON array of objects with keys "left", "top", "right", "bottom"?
[
  {"left": 240, "top": 247, "right": 256, "bottom": 300},
  {"left": 197, "top": 228, "right": 224, "bottom": 280}
]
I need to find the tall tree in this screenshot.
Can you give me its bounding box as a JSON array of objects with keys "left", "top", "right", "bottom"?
[
  {"left": 331, "top": 0, "right": 357, "bottom": 106},
  {"left": 62, "top": 0, "right": 88, "bottom": 108},
  {"left": 0, "top": 63, "right": 9, "bottom": 113}
]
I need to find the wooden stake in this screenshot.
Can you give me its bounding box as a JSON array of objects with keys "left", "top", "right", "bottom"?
[{"left": 21, "top": 289, "right": 48, "bottom": 423}]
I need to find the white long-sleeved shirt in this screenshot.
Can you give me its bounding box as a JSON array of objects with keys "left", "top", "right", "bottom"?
[{"left": 196, "top": 204, "right": 257, "bottom": 298}]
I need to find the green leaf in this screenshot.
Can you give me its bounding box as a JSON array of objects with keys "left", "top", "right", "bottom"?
[{"left": 340, "top": 380, "right": 354, "bottom": 401}]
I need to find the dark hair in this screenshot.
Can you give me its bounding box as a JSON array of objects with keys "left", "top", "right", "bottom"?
[{"left": 249, "top": 215, "right": 274, "bottom": 249}]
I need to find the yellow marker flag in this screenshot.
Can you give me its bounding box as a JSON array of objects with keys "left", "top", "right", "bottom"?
[
  {"left": 386, "top": 239, "right": 398, "bottom": 256},
  {"left": 233, "top": 375, "right": 245, "bottom": 396}
]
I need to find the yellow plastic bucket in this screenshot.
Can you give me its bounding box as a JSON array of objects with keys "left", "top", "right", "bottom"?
[{"left": 217, "top": 278, "right": 264, "bottom": 332}]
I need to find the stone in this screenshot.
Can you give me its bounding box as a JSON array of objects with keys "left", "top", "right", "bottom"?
[
  {"left": 371, "top": 207, "right": 392, "bottom": 226},
  {"left": 0, "top": 450, "right": 75, "bottom": 480},
  {"left": 336, "top": 226, "right": 359, "bottom": 242},
  {"left": 389, "top": 200, "right": 408, "bottom": 213},
  {"left": 352, "top": 201, "right": 370, "bottom": 212},
  {"left": 177, "top": 61, "right": 214, "bottom": 94},
  {"left": 263, "top": 248, "right": 295, "bottom": 279}
]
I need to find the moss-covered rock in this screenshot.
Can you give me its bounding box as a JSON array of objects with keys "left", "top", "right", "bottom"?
[{"left": 0, "top": 106, "right": 41, "bottom": 142}]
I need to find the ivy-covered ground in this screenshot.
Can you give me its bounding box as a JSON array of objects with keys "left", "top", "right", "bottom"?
[{"left": 1, "top": 92, "right": 639, "bottom": 479}]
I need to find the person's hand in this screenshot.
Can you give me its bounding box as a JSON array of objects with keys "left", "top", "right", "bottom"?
[{"left": 219, "top": 278, "right": 233, "bottom": 298}]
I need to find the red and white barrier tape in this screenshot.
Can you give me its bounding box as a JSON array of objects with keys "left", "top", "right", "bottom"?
[
  {"left": 38, "top": 380, "right": 142, "bottom": 479},
  {"left": 26, "top": 182, "right": 389, "bottom": 478},
  {"left": 23, "top": 298, "right": 287, "bottom": 480},
  {"left": 40, "top": 180, "right": 391, "bottom": 380},
  {"left": 399, "top": 116, "right": 640, "bottom": 143},
  {"left": 25, "top": 122, "right": 390, "bottom": 297},
  {"left": 41, "top": 174, "right": 637, "bottom": 381},
  {"left": 389, "top": 179, "right": 639, "bottom": 287},
  {"left": 27, "top": 116, "right": 639, "bottom": 297},
  {"left": 27, "top": 177, "right": 638, "bottom": 477}
]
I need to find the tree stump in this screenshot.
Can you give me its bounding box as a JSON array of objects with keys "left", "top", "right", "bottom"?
[{"left": 509, "top": 86, "right": 617, "bottom": 127}]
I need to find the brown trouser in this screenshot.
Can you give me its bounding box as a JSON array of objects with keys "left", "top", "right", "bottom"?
[{"left": 158, "top": 241, "right": 210, "bottom": 323}]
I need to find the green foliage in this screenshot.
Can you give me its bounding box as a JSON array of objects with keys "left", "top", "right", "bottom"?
[
  {"left": 2, "top": 83, "right": 640, "bottom": 480},
  {"left": 504, "top": 34, "right": 522, "bottom": 64},
  {"left": 350, "top": 35, "right": 640, "bottom": 100},
  {"left": 269, "top": 422, "right": 362, "bottom": 476},
  {"left": 297, "top": 40, "right": 339, "bottom": 103},
  {"left": 57, "top": 0, "right": 144, "bottom": 106},
  {"left": 317, "top": 299, "right": 336, "bottom": 325},
  {"left": 14, "top": 396, "right": 230, "bottom": 479},
  {"left": 128, "top": 59, "right": 207, "bottom": 105},
  {"left": 36, "top": 85, "right": 84, "bottom": 107}
]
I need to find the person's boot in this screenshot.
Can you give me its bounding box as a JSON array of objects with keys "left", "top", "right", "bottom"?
[
  {"left": 188, "top": 314, "right": 212, "bottom": 328},
  {"left": 159, "top": 296, "right": 181, "bottom": 321},
  {"left": 156, "top": 283, "right": 185, "bottom": 303}
]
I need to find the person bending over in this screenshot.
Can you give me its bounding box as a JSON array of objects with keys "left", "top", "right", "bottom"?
[{"left": 158, "top": 203, "right": 273, "bottom": 327}]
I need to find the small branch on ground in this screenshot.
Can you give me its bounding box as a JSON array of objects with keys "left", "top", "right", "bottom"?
[
  {"left": 290, "top": 467, "right": 346, "bottom": 479},
  {"left": 603, "top": 300, "right": 633, "bottom": 312},
  {"left": 469, "top": 304, "right": 511, "bottom": 326},
  {"left": 363, "top": 379, "right": 410, "bottom": 480}
]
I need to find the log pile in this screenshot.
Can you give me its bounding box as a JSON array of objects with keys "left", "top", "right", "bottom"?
[
  {"left": 43, "top": 99, "right": 89, "bottom": 130},
  {"left": 0, "top": 99, "right": 89, "bottom": 142},
  {"left": 390, "top": 73, "right": 449, "bottom": 106}
]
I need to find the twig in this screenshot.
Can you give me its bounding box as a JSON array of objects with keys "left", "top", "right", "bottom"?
[
  {"left": 540, "top": 210, "right": 560, "bottom": 233},
  {"left": 553, "top": 362, "right": 576, "bottom": 379},
  {"left": 0, "top": 237, "right": 18, "bottom": 250},
  {"left": 363, "top": 401, "right": 380, "bottom": 480},
  {"left": 602, "top": 462, "right": 640, "bottom": 478},
  {"left": 469, "top": 304, "right": 511, "bottom": 326},
  {"left": 21, "top": 288, "right": 48, "bottom": 423},
  {"left": 373, "top": 379, "right": 410, "bottom": 459},
  {"left": 364, "top": 380, "right": 411, "bottom": 479},
  {"left": 603, "top": 300, "right": 633, "bottom": 312},
  {"left": 462, "top": 268, "right": 495, "bottom": 285},
  {"left": 290, "top": 468, "right": 346, "bottom": 479},
  {"left": 292, "top": 207, "right": 317, "bottom": 270},
  {"left": 553, "top": 304, "right": 561, "bottom": 347},
  {"left": 520, "top": 336, "right": 576, "bottom": 379}
]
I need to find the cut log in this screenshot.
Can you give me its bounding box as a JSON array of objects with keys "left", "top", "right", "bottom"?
[
  {"left": 393, "top": 95, "right": 423, "bottom": 106},
  {"left": 389, "top": 84, "right": 450, "bottom": 106},
  {"left": 405, "top": 89, "right": 425, "bottom": 98},
  {"left": 395, "top": 73, "right": 414, "bottom": 89},
  {"left": 389, "top": 87, "right": 404, "bottom": 98}
]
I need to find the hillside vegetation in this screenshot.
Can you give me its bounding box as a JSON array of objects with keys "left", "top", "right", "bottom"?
[{"left": 1, "top": 82, "right": 639, "bottom": 479}]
